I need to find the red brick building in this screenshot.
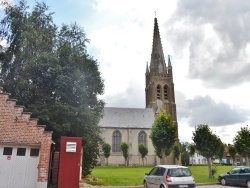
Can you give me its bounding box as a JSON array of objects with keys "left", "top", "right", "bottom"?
[{"left": 0, "top": 86, "right": 53, "bottom": 188}]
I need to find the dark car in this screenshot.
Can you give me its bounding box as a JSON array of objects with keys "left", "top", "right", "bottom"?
[{"left": 218, "top": 166, "right": 250, "bottom": 188}]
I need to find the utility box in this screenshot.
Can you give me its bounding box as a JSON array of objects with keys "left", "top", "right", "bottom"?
[{"left": 57, "top": 137, "right": 82, "bottom": 188}]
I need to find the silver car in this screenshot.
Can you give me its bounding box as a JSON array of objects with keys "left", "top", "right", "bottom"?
[{"left": 144, "top": 165, "right": 196, "bottom": 188}]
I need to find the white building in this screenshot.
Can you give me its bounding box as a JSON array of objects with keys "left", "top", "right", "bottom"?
[{"left": 190, "top": 153, "right": 207, "bottom": 165}]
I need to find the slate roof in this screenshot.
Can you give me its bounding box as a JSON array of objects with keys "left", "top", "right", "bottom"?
[{"left": 99, "top": 107, "right": 155, "bottom": 129}]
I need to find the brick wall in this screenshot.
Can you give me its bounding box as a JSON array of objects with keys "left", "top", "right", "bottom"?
[{"left": 0, "top": 86, "right": 53, "bottom": 184}]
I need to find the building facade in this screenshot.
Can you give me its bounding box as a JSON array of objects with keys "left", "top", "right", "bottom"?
[
  {"left": 99, "top": 17, "right": 178, "bottom": 166},
  {"left": 0, "top": 86, "right": 53, "bottom": 188}
]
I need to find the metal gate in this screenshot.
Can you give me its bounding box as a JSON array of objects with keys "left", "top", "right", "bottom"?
[{"left": 0, "top": 145, "right": 40, "bottom": 188}]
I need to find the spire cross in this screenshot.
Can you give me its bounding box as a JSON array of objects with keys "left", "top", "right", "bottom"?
[{"left": 154, "top": 11, "right": 156, "bottom": 18}]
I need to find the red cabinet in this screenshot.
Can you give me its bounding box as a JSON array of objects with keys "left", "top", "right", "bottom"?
[{"left": 57, "top": 137, "right": 82, "bottom": 188}]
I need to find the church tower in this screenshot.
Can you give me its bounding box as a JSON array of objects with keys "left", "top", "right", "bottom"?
[
  {"left": 145, "top": 17, "right": 179, "bottom": 165},
  {"left": 145, "top": 17, "right": 177, "bottom": 123}
]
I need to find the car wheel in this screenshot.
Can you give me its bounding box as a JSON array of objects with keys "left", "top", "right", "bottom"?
[
  {"left": 144, "top": 181, "right": 148, "bottom": 188},
  {"left": 247, "top": 180, "right": 250, "bottom": 188},
  {"left": 220, "top": 178, "right": 227, "bottom": 186}
]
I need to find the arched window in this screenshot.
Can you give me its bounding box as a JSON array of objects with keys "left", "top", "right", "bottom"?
[
  {"left": 112, "top": 130, "right": 121, "bottom": 152},
  {"left": 164, "top": 85, "right": 168, "bottom": 100},
  {"left": 157, "top": 85, "right": 161, "bottom": 99},
  {"left": 138, "top": 131, "right": 147, "bottom": 146}
]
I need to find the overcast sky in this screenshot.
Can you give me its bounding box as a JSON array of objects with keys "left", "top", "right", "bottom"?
[{"left": 1, "top": 0, "right": 250, "bottom": 144}]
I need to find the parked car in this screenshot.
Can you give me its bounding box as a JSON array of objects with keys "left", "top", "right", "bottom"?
[
  {"left": 144, "top": 165, "right": 196, "bottom": 188},
  {"left": 218, "top": 166, "right": 250, "bottom": 188}
]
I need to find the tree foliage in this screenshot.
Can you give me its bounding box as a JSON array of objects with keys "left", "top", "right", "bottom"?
[
  {"left": 121, "top": 142, "right": 129, "bottom": 166},
  {"left": 233, "top": 126, "right": 250, "bottom": 165},
  {"left": 189, "top": 143, "right": 196, "bottom": 165},
  {"left": 102, "top": 143, "right": 111, "bottom": 166},
  {"left": 180, "top": 142, "right": 190, "bottom": 166},
  {"left": 138, "top": 144, "right": 148, "bottom": 166},
  {"left": 150, "top": 110, "right": 177, "bottom": 164},
  {"left": 228, "top": 145, "right": 237, "bottom": 165},
  {"left": 217, "top": 143, "right": 225, "bottom": 163},
  {"left": 173, "top": 144, "right": 180, "bottom": 164},
  {"left": 192, "top": 124, "right": 223, "bottom": 178},
  {"left": 0, "top": 0, "right": 104, "bottom": 177}
]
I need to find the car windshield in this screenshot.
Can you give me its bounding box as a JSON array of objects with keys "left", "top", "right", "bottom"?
[
  {"left": 229, "top": 168, "right": 241, "bottom": 174},
  {"left": 168, "top": 168, "right": 192, "bottom": 177}
]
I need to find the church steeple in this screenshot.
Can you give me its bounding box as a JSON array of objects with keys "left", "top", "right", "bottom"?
[
  {"left": 146, "top": 61, "right": 149, "bottom": 75},
  {"left": 145, "top": 17, "right": 177, "bottom": 122},
  {"left": 145, "top": 16, "right": 179, "bottom": 165},
  {"left": 167, "top": 55, "right": 173, "bottom": 80},
  {"left": 150, "top": 17, "right": 167, "bottom": 73}
]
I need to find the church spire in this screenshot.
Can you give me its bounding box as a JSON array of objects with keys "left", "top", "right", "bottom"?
[
  {"left": 167, "top": 55, "right": 173, "bottom": 80},
  {"left": 150, "top": 17, "right": 167, "bottom": 73},
  {"left": 146, "top": 61, "right": 149, "bottom": 75}
]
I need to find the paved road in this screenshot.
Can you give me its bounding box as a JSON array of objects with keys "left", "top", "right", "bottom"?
[
  {"left": 197, "top": 185, "right": 242, "bottom": 188},
  {"left": 81, "top": 183, "right": 244, "bottom": 188}
]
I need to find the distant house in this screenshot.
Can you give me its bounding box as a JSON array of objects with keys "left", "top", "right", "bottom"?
[
  {"left": 190, "top": 144, "right": 246, "bottom": 166},
  {"left": 224, "top": 144, "right": 245, "bottom": 165},
  {"left": 190, "top": 152, "right": 207, "bottom": 165}
]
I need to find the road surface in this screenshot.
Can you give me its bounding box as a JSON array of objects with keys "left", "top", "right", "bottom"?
[{"left": 197, "top": 185, "right": 242, "bottom": 188}]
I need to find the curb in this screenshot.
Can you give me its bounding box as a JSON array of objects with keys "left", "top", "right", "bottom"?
[{"left": 81, "top": 183, "right": 220, "bottom": 188}]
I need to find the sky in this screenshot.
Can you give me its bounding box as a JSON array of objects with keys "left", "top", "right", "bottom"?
[{"left": 1, "top": 0, "right": 250, "bottom": 144}]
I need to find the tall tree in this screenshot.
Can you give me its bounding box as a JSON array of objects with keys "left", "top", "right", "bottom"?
[
  {"left": 234, "top": 126, "right": 250, "bottom": 166},
  {"left": 228, "top": 145, "right": 237, "bottom": 165},
  {"left": 217, "top": 143, "right": 225, "bottom": 165},
  {"left": 192, "top": 124, "right": 223, "bottom": 178},
  {"left": 102, "top": 143, "right": 111, "bottom": 166},
  {"left": 150, "top": 110, "right": 177, "bottom": 164},
  {"left": 173, "top": 144, "right": 180, "bottom": 165},
  {"left": 0, "top": 0, "right": 104, "bottom": 177},
  {"left": 138, "top": 144, "right": 148, "bottom": 166},
  {"left": 180, "top": 142, "right": 190, "bottom": 166},
  {"left": 189, "top": 143, "right": 196, "bottom": 165},
  {"left": 121, "top": 142, "right": 129, "bottom": 166}
]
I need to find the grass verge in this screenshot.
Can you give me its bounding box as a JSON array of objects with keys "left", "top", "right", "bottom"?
[{"left": 85, "top": 165, "right": 234, "bottom": 186}]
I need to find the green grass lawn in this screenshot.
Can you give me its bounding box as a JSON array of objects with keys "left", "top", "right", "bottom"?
[{"left": 85, "top": 165, "right": 234, "bottom": 186}]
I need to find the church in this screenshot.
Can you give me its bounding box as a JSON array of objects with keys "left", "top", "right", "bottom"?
[{"left": 98, "top": 17, "right": 179, "bottom": 166}]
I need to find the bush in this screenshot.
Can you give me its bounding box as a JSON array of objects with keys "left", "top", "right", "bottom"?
[{"left": 211, "top": 167, "right": 217, "bottom": 178}]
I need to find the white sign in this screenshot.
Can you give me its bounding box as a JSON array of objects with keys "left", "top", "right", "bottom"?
[{"left": 66, "top": 142, "right": 77, "bottom": 152}]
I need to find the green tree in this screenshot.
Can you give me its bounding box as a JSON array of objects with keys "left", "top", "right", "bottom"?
[
  {"left": 189, "top": 144, "right": 196, "bottom": 165},
  {"left": 0, "top": 0, "right": 104, "bottom": 177},
  {"left": 234, "top": 126, "right": 250, "bottom": 166},
  {"left": 180, "top": 142, "right": 190, "bottom": 165},
  {"left": 217, "top": 143, "right": 225, "bottom": 165},
  {"left": 192, "top": 124, "right": 223, "bottom": 178},
  {"left": 102, "top": 143, "right": 111, "bottom": 166},
  {"left": 173, "top": 144, "right": 180, "bottom": 165},
  {"left": 228, "top": 145, "right": 237, "bottom": 165},
  {"left": 138, "top": 144, "right": 148, "bottom": 166},
  {"left": 155, "top": 147, "right": 162, "bottom": 159},
  {"left": 121, "top": 142, "right": 129, "bottom": 166},
  {"left": 150, "top": 110, "right": 177, "bottom": 164}
]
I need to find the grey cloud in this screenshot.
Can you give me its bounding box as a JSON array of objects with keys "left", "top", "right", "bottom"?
[
  {"left": 176, "top": 92, "right": 249, "bottom": 127},
  {"left": 104, "top": 81, "right": 145, "bottom": 108},
  {"left": 165, "top": 0, "right": 250, "bottom": 89},
  {"left": 175, "top": 91, "right": 190, "bottom": 118}
]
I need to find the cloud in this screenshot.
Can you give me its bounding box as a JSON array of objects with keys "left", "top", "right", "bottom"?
[
  {"left": 164, "top": 0, "right": 250, "bottom": 89},
  {"left": 176, "top": 92, "right": 249, "bottom": 127},
  {"left": 103, "top": 80, "right": 145, "bottom": 108}
]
